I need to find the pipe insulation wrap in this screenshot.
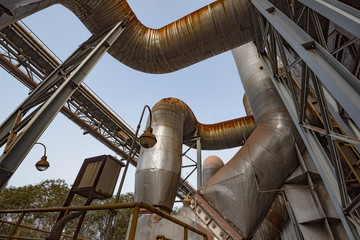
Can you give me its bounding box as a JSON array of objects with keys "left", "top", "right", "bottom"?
[
  {"left": 135, "top": 98, "right": 256, "bottom": 210},
  {"left": 200, "top": 42, "right": 304, "bottom": 238},
  {"left": 1, "top": 0, "right": 254, "bottom": 73}
]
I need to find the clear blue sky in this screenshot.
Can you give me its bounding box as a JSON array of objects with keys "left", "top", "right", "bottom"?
[{"left": 0, "top": 0, "right": 246, "bottom": 194}]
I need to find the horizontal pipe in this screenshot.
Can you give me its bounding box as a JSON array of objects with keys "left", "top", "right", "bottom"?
[{"left": 1, "top": 0, "right": 254, "bottom": 73}]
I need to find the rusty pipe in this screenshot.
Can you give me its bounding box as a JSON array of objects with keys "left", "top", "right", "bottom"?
[
  {"left": 1, "top": 0, "right": 253, "bottom": 73},
  {"left": 135, "top": 97, "right": 256, "bottom": 211}
]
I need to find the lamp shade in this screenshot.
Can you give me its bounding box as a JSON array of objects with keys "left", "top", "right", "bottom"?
[
  {"left": 139, "top": 127, "right": 157, "bottom": 148},
  {"left": 35, "top": 156, "right": 50, "bottom": 171}
]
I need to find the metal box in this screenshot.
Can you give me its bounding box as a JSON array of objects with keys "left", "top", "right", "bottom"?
[{"left": 71, "top": 155, "right": 124, "bottom": 199}]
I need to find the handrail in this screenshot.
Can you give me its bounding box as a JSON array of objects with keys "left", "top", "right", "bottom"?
[
  {"left": 0, "top": 219, "right": 89, "bottom": 240},
  {"left": 0, "top": 202, "right": 208, "bottom": 240}
]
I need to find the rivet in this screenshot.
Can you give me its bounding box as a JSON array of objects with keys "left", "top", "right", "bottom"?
[{"left": 212, "top": 223, "right": 216, "bottom": 228}]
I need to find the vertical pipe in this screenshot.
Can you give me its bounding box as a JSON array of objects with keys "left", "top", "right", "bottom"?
[
  {"left": 197, "top": 137, "right": 202, "bottom": 189},
  {"left": 184, "top": 227, "right": 188, "bottom": 240},
  {"left": 201, "top": 42, "right": 302, "bottom": 237}
]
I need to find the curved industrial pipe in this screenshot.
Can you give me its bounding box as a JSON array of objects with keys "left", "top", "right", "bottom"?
[
  {"left": 200, "top": 42, "right": 304, "bottom": 238},
  {"left": 135, "top": 97, "right": 256, "bottom": 211},
  {"left": 1, "top": 0, "right": 253, "bottom": 73}
]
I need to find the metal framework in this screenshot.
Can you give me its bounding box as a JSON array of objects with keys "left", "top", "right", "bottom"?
[
  {"left": 0, "top": 21, "right": 140, "bottom": 165},
  {"left": 250, "top": 0, "right": 360, "bottom": 239},
  {"left": 0, "top": 202, "right": 209, "bottom": 240},
  {"left": 181, "top": 137, "right": 202, "bottom": 191},
  {"left": 0, "top": 1, "right": 359, "bottom": 239},
  {"left": 0, "top": 21, "right": 197, "bottom": 198},
  {"left": 0, "top": 20, "right": 127, "bottom": 190}
]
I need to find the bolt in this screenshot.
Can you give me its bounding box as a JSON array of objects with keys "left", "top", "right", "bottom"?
[
  {"left": 259, "top": 66, "right": 264, "bottom": 70},
  {"left": 205, "top": 216, "right": 209, "bottom": 221},
  {"left": 198, "top": 209, "right": 201, "bottom": 214},
  {"left": 212, "top": 223, "right": 216, "bottom": 228},
  {"left": 220, "top": 232, "right": 224, "bottom": 237}
]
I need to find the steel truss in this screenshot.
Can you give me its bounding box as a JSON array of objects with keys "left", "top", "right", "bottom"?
[
  {"left": 0, "top": 21, "right": 197, "bottom": 199},
  {"left": 0, "top": 22, "right": 140, "bottom": 166},
  {"left": 251, "top": 0, "right": 360, "bottom": 239},
  {"left": 177, "top": 137, "right": 202, "bottom": 200},
  {"left": 0, "top": 20, "right": 127, "bottom": 190}
]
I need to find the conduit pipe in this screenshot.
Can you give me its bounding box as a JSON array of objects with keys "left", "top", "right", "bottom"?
[
  {"left": 200, "top": 42, "right": 304, "bottom": 238},
  {"left": 135, "top": 97, "right": 256, "bottom": 211},
  {"left": 1, "top": 0, "right": 253, "bottom": 73}
]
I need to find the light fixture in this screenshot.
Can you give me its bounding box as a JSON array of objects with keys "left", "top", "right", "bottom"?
[
  {"left": 139, "top": 127, "right": 157, "bottom": 148},
  {"left": 35, "top": 155, "right": 50, "bottom": 171},
  {"left": 34, "top": 142, "right": 50, "bottom": 171},
  {"left": 104, "top": 105, "right": 157, "bottom": 238}
]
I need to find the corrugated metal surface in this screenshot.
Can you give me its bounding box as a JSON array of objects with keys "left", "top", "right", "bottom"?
[{"left": 1, "top": 0, "right": 254, "bottom": 73}]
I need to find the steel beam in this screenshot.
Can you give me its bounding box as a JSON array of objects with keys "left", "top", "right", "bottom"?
[
  {"left": 0, "top": 21, "right": 126, "bottom": 190},
  {"left": 299, "top": 0, "right": 360, "bottom": 38},
  {"left": 196, "top": 137, "right": 202, "bottom": 189},
  {"left": 252, "top": 0, "right": 360, "bottom": 128},
  {"left": 260, "top": 54, "right": 358, "bottom": 240}
]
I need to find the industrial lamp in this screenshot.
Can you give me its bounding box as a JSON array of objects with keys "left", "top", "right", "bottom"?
[
  {"left": 139, "top": 127, "right": 157, "bottom": 148},
  {"left": 34, "top": 142, "right": 49, "bottom": 171},
  {"left": 104, "top": 105, "right": 157, "bottom": 239}
]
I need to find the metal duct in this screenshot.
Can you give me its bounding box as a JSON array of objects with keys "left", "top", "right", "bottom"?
[
  {"left": 200, "top": 42, "right": 304, "bottom": 238},
  {"left": 203, "top": 155, "right": 224, "bottom": 184},
  {"left": 1, "top": 0, "right": 253, "bottom": 73},
  {"left": 135, "top": 97, "right": 256, "bottom": 211},
  {"left": 253, "top": 194, "right": 288, "bottom": 240}
]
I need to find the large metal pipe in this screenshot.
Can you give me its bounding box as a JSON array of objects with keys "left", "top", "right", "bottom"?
[
  {"left": 203, "top": 155, "right": 224, "bottom": 184},
  {"left": 200, "top": 42, "right": 304, "bottom": 238},
  {"left": 135, "top": 97, "right": 256, "bottom": 211},
  {"left": 1, "top": 0, "right": 253, "bottom": 73}
]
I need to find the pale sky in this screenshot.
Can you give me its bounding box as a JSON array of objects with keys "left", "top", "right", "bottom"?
[{"left": 0, "top": 0, "right": 246, "bottom": 195}]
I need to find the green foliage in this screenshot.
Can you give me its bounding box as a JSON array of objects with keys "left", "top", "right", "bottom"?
[{"left": 0, "top": 179, "right": 134, "bottom": 239}]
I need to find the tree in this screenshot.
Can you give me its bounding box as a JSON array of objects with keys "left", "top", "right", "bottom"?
[{"left": 0, "top": 179, "right": 134, "bottom": 239}]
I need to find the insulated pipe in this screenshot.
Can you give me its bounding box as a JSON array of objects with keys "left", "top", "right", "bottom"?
[
  {"left": 1, "top": 0, "right": 253, "bottom": 73},
  {"left": 200, "top": 42, "right": 303, "bottom": 238},
  {"left": 135, "top": 97, "right": 256, "bottom": 211},
  {"left": 203, "top": 155, "right": 224, "bottom": 184}
]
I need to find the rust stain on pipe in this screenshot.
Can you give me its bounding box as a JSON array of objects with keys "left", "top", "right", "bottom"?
[
  {"left": 197, "top": 116, "right": 256, "bottom": 149},
  {"left": 153, "top": 97, "right": 256, "bottom": 150},
  {"left": 60, "top": 0, "right": 254, "bottom": 73},
  {"left": 2, "top": 0, "right": 253, "bottom": 73}
]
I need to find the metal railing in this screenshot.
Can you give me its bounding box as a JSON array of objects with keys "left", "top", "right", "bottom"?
[
  {"left": 0, "top": 219, "right": 88, "bottom": 240},
  {"left": 0, "top": 202, "right": 208, "bottom": 240}
]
